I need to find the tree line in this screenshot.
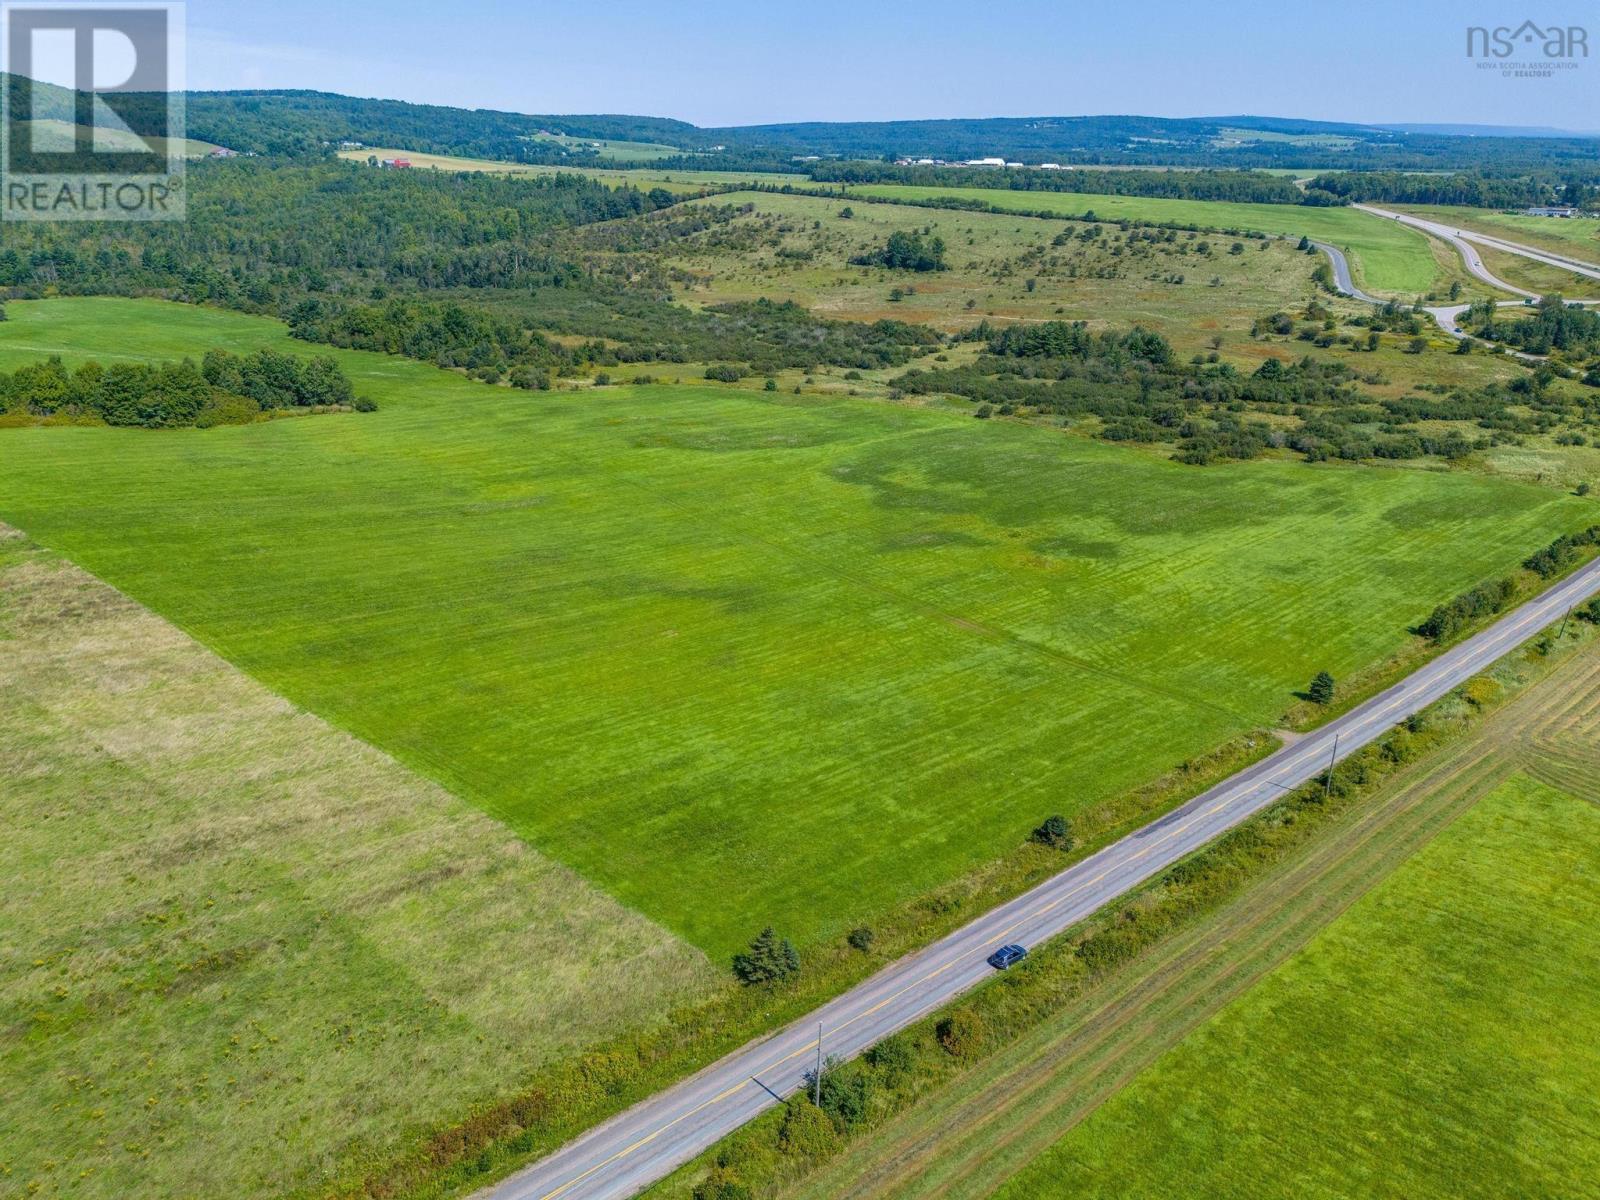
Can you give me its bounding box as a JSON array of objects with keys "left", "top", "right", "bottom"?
[
  {"left": 287, "top": 293, "right": 942, "bottom": 380},
  {"left": 1415, "top": 525, "right": 1600, "bottom": 643},
  {"left": 813, "top": 163, "right": 1315, "bottom": 205},
  {"left": 0, "top": 348, "right": 361, "bottom": 428},
  {"left": 1305, "top": 170, "right": 1600, "bottom": 211}
]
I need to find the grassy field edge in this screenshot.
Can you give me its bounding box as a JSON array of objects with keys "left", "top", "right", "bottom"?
[{"left": 639, "top": 620, "right": 1599, "bottom": 1200}]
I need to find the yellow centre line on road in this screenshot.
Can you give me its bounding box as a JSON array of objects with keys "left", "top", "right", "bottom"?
[{"left": 529, "top": 579, "right": 1587, "bottom": 1200}]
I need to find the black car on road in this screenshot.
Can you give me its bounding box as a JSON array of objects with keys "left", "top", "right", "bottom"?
[{"left": 986, "top": 944, "right": 1028, "bottom": 970}]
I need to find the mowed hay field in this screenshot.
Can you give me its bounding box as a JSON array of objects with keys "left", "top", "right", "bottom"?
[
  {"left": 0, "top": 299, "right": 1595, "bottom": 959},
  {"left": 995, "top": 769, "right": 1600, "bottom": 1200},
  {"left": 776, "top": 633, "right": 1600, "bottom": 1200},
  {"left": 842, "top": 185, "right": 1443, "bottom": 297},
  {"left": 0, "top": 532, "right": 714, "bottom": 1200}
]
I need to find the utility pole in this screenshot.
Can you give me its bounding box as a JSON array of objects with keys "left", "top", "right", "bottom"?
[
  {"left": 1323, "top": 733, "right": 1340, "bottom": 802},
  {"left": 1558, "top": 606, "right": 1573, "bottom": 642},
  {"left": 814, "top": 1023, "right": 823, "bottom": 1107}
]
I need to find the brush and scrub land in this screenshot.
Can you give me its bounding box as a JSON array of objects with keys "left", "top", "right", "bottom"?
[
  {"left": 574, "top": 190, "right": 1329, "bottom": 352},
  {"left": 835, "top": 185, "right": 1452, "bottom": 298}
]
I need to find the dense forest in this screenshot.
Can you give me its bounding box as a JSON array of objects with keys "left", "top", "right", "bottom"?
[
  {"left": 1305, "top": 170, "right": 1600, "bottom": 210},
  {"left": 0, "top": 348, "right": 361, "bottom": 427},
  {"left": 0, "top": 159, "right": 674, "bottom": 300},
  {"left": 812, "top": 164, "right": 1317, "bottom": 205},
  {"left": 185, "top": 92, "right": 700, "bottom": 161}
]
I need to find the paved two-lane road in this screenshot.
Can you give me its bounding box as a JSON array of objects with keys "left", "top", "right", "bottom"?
[
  {"left": 485, "top": 555, "right": 1600, "bottom": 1200},
  {"left": 1309, "top": 240, "right": 1381, "bottom": 304}
]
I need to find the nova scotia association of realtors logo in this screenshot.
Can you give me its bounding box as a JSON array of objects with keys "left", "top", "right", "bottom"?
[
  {"left": 0, "top": 1, "right": 185, "bottom": 221},
  {"left": 1467, "top": 19, "right": 1588, "bottom": 78}
]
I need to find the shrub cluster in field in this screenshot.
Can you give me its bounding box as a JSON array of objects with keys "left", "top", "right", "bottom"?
[
  {"left": 1467, "top": 295, "right": 1600, "bottom": 366},
  {"left": 1414, "top": 526, "right": 1599, "bottom": 643},
  {"left": 848, "top": 230, "right": 948, "bottom": 272},
  {"left": 0, "top": 348, "right": 363, "bottom": 428},
  {"left": 892, "top": 298, "right": 1600, "bottom": 465}
]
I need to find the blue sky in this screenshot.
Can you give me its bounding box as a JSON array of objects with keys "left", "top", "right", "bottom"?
[{"left": 184, "top": 0, "right": 1598, "bottom": 129}]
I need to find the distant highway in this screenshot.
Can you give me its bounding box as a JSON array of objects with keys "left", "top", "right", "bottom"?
[
  {"left": 1357, "top": 205, "right": 1600, "bottom": 290},
  {"left": 482, "top": 555, "right": 1600, "bottom": 1200},
  {"left": 1316, "top": 206, "right": 1600, "bottom": 352},
  {"left": 1355, "top": 205, "right": 1540, "bottom": 299}
]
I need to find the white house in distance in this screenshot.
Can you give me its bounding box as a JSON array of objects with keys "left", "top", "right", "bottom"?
[{"left": 1523, "top": 206, "right": 1580, "bottom": 217}]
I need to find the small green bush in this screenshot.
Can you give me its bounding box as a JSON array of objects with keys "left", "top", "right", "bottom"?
[
  {"left": 1031, "top": 815, "right": 1074, "bottom": 850},
  {"left": 731, "top": 927, "right": 800, "bottom": 985},
  {"left": 935, "top": 1008, "right": 986, "bottom": 1059},
  {"left": 778, "top": 1099, "right": 839, "bottom": 1159},
  {"left": 864, "top": 1034, "right": 916, "bottom": 1081},
  {"left": 692, "top": 1170, "right": 752, "bottom": 1200},
  {"left": 1308, "top": 671, "right": 1336, "bottom": 706}
]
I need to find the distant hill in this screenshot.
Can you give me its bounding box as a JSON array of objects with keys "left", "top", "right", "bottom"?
[
  {"left": 4, "top": 75, "right": 1598, "bottom": 172},
  {"left": 1375, "top": 122, "right": 1600, "bottom": 139}
]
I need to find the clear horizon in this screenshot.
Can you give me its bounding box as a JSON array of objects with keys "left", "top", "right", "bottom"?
[{"left": 169, "top": 0, "right": 1596, "bottom": 130}]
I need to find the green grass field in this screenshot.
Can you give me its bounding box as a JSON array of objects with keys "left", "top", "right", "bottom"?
[
  {"left": 529, "top": 131, "right": 683, "bottom": 162},
  {"left": 738, "top": 630, "right": 1600, "bottom": 1200},
  {"left": 843, "top": 185, "right": 1444, "bottom": 297},
  {"left": 17, "top": 118, "right": 221, "bottom": 157},
  {"left": 0, "top": 298, "right": 1593, "bottom": 960},
  {"left": 0, "top": 533, "right": 714, "bottom": 1200},
  {"left": 995, "top": 770, "right": 1600, "bottom": 1200}
]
